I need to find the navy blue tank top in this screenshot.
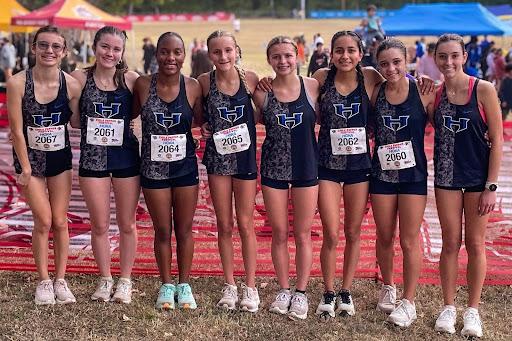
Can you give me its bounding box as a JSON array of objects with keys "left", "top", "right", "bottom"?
[
  {"left": 371, "top": 81, "right": 427, "bottom": 183},
  {"left": 140, "top": 74, "right": 197, "bottom": 180},
  {"left": 260, "top": 76, "right": 318, "bottom": 181},
  {"left": 433, "top": 78, "right": 489, "bottom": 187},
  {"left": 318, "top": 76, "right": 371, "bottom": 170},
  {"left": 202, "top": 71, "right": 257, "bottom": 175},
  {"left": 13, "top": 69, "right": 72, "bottom": 177},
  {"left": 79, "top": 72, "right": 139, "bottom": 171}
]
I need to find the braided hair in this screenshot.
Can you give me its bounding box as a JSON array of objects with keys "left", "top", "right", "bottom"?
[
  {"left": 207, "top": 30, "right": 251, "bottom": 95},
  {"left": 320, "top": 31, "right": 366, "bottom": 102}
]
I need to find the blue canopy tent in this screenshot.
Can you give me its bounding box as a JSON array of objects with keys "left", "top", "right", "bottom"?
[
  {"left": 382, "top": 3, "right": 512, "bottom": 36},
  {"left": 486, "top": 5, "right": 512, "bottom": 25},
  {"left": 486, "top": 5, "right": 512, "bottom": 18}
]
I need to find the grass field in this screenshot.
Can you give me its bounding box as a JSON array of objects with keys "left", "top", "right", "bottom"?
[
  {"left": 1, "top": 271, "right": 511, "bottom": 340},
  {"left": 123, "top": 18, "right": 512, "bottom": 77}
]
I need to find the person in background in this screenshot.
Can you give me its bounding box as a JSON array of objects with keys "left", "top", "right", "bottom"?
[
  {"left": 1, "top": 38, "right": 17, "bottom": 80},
  {"left": 294, "top": 36, "right": 306, "bottom": 75},
  {"left": 486, "top": 48, "right": 496, "bottom": 84},
  {"left": 414, "top": 40, "right": 424, "bottom": 62},
  {"left": 360, "top": 4, "right": 385, "bottom": 53},
  {"left": 494, "top": 48, "right": 506, "bottom": 90},
  {"left": 416, "top": 43, "right": 443, "bottom": 82},
  {"left": 307, "top": 41, "right": 328, "bottom": 77},
  {"left": 142, "top": 37, "right": 156, "bottom": 75},
  {"left": 480, "top": 41, "right": 495, "bottom": 80},
  {"left": 465, "top": 36, "right": 481, "bottom": 69},
  {"left": 499, "top": 63, "right": 512, "bottom": 120},
  {"left": 190, "top": 49, "right": 213, "bottom": 79}
]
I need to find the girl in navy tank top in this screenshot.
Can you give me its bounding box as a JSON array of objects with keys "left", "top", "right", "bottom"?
[
  {"left": 133, "top": 32, "right": 204, "bottom": 310},
  {"left": 431, "top": 34, "right": 503, "bottom": 338},
  {"left": 253, "top": 36, "right": 320, "bottom": 320},
  {"left": 313, "top": 31, "right": 386, "bottom": 318},
  {"left": 71, "top": 26, "right": 140, "bottom": 304},
  {"left": 8, "top": 25, "right": 82, "bottom": 305},
  {"left": 370, "top": 38, "right": 436, "bottom": 327},
  {"left": 197, "top": 30, "right": 261, "bottom": 312}
]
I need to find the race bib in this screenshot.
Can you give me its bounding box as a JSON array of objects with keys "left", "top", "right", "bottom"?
[
  {"left": 27, "top": 125, "right": 66, "bottom": 151},
  {"left": 213, "top": 123, "right": 251, "bottom": 155},
  {"left": 151, "top": 134, "right": 187, "bottom": 162},
  {"left": 330, "top": 127, "right": 367, "bottom": 155},
  {"left": 86, "top": 117, "right": 124, "bottom": 146},
  {"left": 377, "top": 141, "right": 416, "bottom": 170}
]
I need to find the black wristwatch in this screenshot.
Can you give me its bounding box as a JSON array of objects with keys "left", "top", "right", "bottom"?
[{"left": 485, "top": 182, "right": 498, "bottom": 192}]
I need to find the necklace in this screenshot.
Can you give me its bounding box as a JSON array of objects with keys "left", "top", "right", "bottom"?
[
  {"left": 94, "top": 73, "right": 113, "bottom": 90},
  {"left": 447, "top": 88, "right": 456, "bottom": 96}
]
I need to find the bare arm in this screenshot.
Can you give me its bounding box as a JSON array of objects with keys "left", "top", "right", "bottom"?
[
  {"left": 66, "top": 73, "right": 82, "bottom": 129},
  {"left": 132, "top": 76, "right": 150, "bottom": 119},
  {"left": 478, "top": 80, "right": 504, "bottom": 216},
  {"left": 185, "top": 76, "right": 204, "bottom": 128},
  {"left": 7, "top": 73, "right": 31, "bottom": 186},
  {"left": 303, "top": 76, "right": 321, "bottom": 122},
  {"left": 252, "top": 88, "right": 266, "bottom": 124}
]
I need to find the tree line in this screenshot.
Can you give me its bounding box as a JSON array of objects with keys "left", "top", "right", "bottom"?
[{"left": 18, "top": 0, "right": 512, "bottom": 16}]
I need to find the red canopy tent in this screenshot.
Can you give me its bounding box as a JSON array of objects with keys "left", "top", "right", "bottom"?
[
  {"left": 10, "top": 0, "right": 132, "bottom": 30},
  {"left": 10, "top": 0, "right": 135, "bottom": 68}
]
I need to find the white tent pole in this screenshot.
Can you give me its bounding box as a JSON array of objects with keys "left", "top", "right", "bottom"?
[{"left": 130, "top": 29, "right": 136, "bottom": 72}]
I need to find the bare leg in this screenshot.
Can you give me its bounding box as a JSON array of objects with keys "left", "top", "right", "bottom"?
[{"left": 291, "top": 185, "right": 318, "bottom": 291}]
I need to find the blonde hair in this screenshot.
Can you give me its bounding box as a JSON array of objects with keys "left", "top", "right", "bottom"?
[
  {"left": 207, "top": 30, "right": 251, "bottom": 95},
  {"left": 266, "top": 36, "right": 298, "bottom": 58}
]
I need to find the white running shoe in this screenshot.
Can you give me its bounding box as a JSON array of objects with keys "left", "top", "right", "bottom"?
[
  {"left": 336, "top": 291, "right": 355, "bottom": 316},
  {"left": 53, "top": 279, "right": 76, "bottom": 304},
  {"left": 91, "top": 278, "right": 114, "bottom": 302},
  {"left": 112, "top": 280, "right": 132, "bottom": 304},
  {"left": 377, "top": 284, "right": 396, "bottom": 314},
  {"left": 217, "top": 283, "right": 238, "bottom": 310},
  {"left": 288, "top": 292, "right": 309, "bottom": 320},
  {"left": 35, "top": 279, "right": 55, "bottom": 305},
  {"left": 387, "top": 298, "right": 417, "bottom": 327},
  {"left": 269, "top": 289, "right": 292, "bottom": 315},
  {"left": 240, "top": 283, "right": 260, "bottom": 312},
  {"left": 315, "top": 291, "right": 336, "bottom": 317},
  {"left": 434, "top": 305, "right": 457, "bottom": 334},
  {"left": 461, "top": 308, "right": 483, "bottom": 338}
]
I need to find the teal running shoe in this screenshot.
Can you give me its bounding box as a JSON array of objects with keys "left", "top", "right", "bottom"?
[
  {"left": 155, "top": 283, "right": 175, "bottom": 310},
  {"left": 176, "top": 283, "right": 197, "bottom": 309}
]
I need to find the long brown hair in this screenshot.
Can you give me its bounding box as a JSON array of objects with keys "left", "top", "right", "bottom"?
[{"left": 86, "top": 26, "right": 129, "bottom": 89}]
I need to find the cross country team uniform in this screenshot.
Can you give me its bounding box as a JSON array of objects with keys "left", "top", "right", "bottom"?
[
  {"left": 318, "top": 77, "right": 371, "bottom": 184},
  {"left": 260, "top": 76, "right": 318, "bottom": 189},
  {"left": 79, "top": 72, "right": 140, "bottom": 177},
  {"left": 202, "top": 71, "right": 257, "bottom": 180},
  {"left": 370, "top": 80, "right": 428, "bottom": 195},
  {"left": 433, "top": 77, "right": 489, "bottom": 192},
  {"left": 140, "top": 74, "right": 198, "bottom": 189},
  {"left": 13, "top": 69, "right": 72, "bottom": 177}
]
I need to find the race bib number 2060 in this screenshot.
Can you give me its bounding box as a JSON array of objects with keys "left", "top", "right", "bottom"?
[{"left": 377, "top": 141, "right": 416, "bottom": 171}]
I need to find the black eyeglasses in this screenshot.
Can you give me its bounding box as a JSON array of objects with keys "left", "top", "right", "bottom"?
[{"left": 34, "top": 41, "right": 64, "bottom": 52}]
